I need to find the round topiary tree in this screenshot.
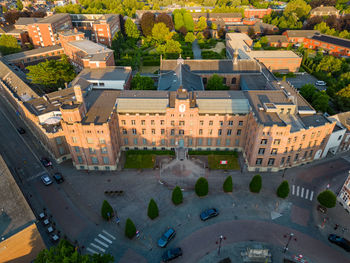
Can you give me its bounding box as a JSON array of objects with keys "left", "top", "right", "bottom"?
[
  {"left": 317, "top": 190, "right": 337, "bottom": 208},
  {"left": 249, "top": 174, "right": 262, "bottom": 193},
  {"left": 277, "top": 180, "right": 290, "bottom": 199},
  {"left": 147, "top": 198, "right": 159, "bottom": 219},
  {"left": 125, "top": 218, "right": 136, "bottom": 239},
  {"left": 195, "top": 177, "right": 209, "bottom": 197},
  {"left": 101, "top": 200, "right": 114, "bottom": 220},
  {"left": 172, "top": 186, "right": 183, "bottom": 205},
  {"left": 223, "top": 176, "right": 233, "bottom": 193}
]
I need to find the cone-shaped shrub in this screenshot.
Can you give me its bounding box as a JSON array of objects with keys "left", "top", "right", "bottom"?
[
  {"left": 195, "top": 177, "right": 209, "bottom": 197},
  {"left": 172, "top": 186, "right": 183, "bottom": 205},
  {"left": 125, "top": 218, "right": 136, "bottom": 239},
  {"left": 317, "top": 190, "right": 337, "bottom": 208},
  {"left": 277, "top": 180, "right": 290, "bottom": 198},
  {"left": 147, "top": 198, "right": 159, "bottom": 219},
  {"left": 101, "top": 200, "right": 113, "bottom": 220},
  {"left": 223, "top": 176, "right": 233, "bottom": 192},
  {"left": 249, "top": 174, "right": 262, "bottom": 193}
]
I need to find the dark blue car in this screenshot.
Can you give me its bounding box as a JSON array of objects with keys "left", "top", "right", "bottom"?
[
  {"left": 162, "top": 247, "right": 182, "bottom": 262},
  {"left": 158, "top": 228, "right": 176, "bottom": 248},
  {"left": 328, "top": 234, "right": 350, "bottom": 252},
  {"left": 200, "top": 208, "right": 219, "bottom": 221}
]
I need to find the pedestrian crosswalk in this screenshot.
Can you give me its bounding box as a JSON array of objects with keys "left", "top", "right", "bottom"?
[
  {"left": 292, "top": 185, "right": 314, "bottom": 201},
  {"left": 86, "top": 230, "right": 116, "bottom": 254}
]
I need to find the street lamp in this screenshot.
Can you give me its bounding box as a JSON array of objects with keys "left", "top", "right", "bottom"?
[
  {"left": 283, "top": 233, "right": 297, "bottom": 253},
  {"left": 216, "top": 235, "right": 226, "bottom": 256}
]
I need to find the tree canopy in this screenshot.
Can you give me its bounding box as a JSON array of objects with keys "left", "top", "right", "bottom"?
[
  {"left": 185, "top": 32, "right": 196, "bottom": 43},
  {"left": 317, "top": 190, "right": 337, "bottom": 208},
  {"left": 152, "top": 23, "right": 172, "bottom": 43},
  {"left": 131, "top": 73, "right": 155, "bottom": 90},
  {"left": 284, "top": 0, "right": 311, "bottom": 20},
  {"left": 156, "top": 39, "right": 182, "bottom": 55},
  {"left": 125, "top": 18, "right": 139, "bottom": 39},
  {"left": 206, "top": 74, "right": 229, "bottom": 90},
  {"left": 140, "top": 12, "right": 155, "bottom": 36},
  {"left": 0, "top": 35, "right": 21, "bottom": 55},
  {"left": 155, "top": 13, "right": 174, "bottom": 31}
]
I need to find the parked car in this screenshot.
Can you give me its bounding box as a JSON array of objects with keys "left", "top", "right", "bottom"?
[
  {"left": 328, "top": 234, "right": 350, "bottom": 252},
  {"left": 158, "top": 228, "right": 176, "bottom": 248},
  {"left": 17, "top": 127, "right": 25, "bottom": 134},
  {"left": 41, "top": 174, "right": 53, "bottom": 186},
  {"left": 315, "top": 80, "right": 326, "bottom": 86},
  {"left": 41, "top": 157, "right": 52, "bottom": 167},
  {"left": 200, "top": 208, "right": 219, "bottom": 221},
  {"left": 53, "top": 172, "right": 64, "bottom": 184},
  {"left": 162, "top": 247, "right": 182, "bottom": 262}
]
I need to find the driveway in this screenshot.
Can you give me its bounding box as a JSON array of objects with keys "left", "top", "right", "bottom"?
[{"left": 277, "top": 73, "right": 327, "bottom": 91}]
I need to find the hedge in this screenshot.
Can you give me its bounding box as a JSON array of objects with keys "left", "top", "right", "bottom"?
[
  {"left": 125, "top": 150, "right": 175, "bottom": 156},
  {"left": 249, "top": 174, "right": 262, "bottom": 193},
  {"left": 189, "top": 150, "right": 238, "bottom": 157}
]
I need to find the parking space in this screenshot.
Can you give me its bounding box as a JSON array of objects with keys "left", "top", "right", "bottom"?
[{"left": 277, "top": 73, "right": 327, "bottom": 91}]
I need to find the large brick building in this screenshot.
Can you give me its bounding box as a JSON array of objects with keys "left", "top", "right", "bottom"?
[{"left": 244, "top": 8, "right": 272, "bottom": 19}]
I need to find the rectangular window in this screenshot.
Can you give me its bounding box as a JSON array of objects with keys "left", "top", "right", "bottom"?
[
  {"left": 220, "top": 121, "right": 223, "bottom": 126},
  {"left": 56, "top": 137, "right": 62, "bottom": 144},
  {"left": 271, "top": 148, "right": 277, "bottom": 155},
  {"left": 226, "top": 139, "right": 230, "bottom": 146},
  {"left": 302, "top": 135, "right": 306, "bottom": 141},
  {"left": 311, "top": 132, "right": 315, "bottom": 139},
  {"left": 124, "top": 138, "right": 128, "bottom": 145},
  {"left": 236, "top": 129, "right": 241, "bottom": 135},
  {"left": 256, "top": 158, "right": 263, "bottom": 165},
  {"left": 122, "top": 129, "right": 127, "bottom": 135},
  {"left": 189, "top": 138, "right": 193, "bottom": 146},
  {"left": 280, "top": 157, "right": 285, "bottom": 165},
  {"left": 103, "top": 157, "right": 109, "bottom": 164},
  {"left": 207, "top": 138, "right": 212, "bottom": 146},
  {"left": 303, "top": 151, "right": 308, "bottom": 159},
  {"left": 72, "top": 137, "right": 77, "bottom": 143},
  {"left": 170, "top": 139, "right": 175, "bottom": 146},
  {"left": 142, "top": 129, "right": 146, "bottom": 135},
  {"left": 239, "top": 121, "right": 243, "bottom": 126},
  {"left": 258, "top": 148, "right": 265, "bottom": 155},
  {"left": 160, "top": 120, "right": 165, "bottom": 125},
  {"left": 228, "top": 121, "right": 233, "bottom": 126},
  {"left": 287, "top": 155, "right": 291, "bottom": 163},
  {"left": 143, "top": 138, "right": 147, "bottom": 145},
  {"left": 101, "top": 147, "right": 108, "bottom": 153},
  {"left": 99, "top": 138, "right": 106, "bottom": 144},
  {"left": 151, "top": 120, "right": 155, "bottom": 125},
  {"left": 200, "top": 120, "right": 204, "bottom": 126},
  {"left": 152, "top": 129, "right": 155, "bottom": 135},
  {"left": 141, "top": 120, "right": 145, "bottom": 125},
  {"left": 218, "top": 129, "right": 222, "bottom": 136},
  {"left": 134, "top": 138, "right": 138, "bottom": 145},
  {"left": 216, "top": 139, "right": 221, "bottom": 146},
  {"left": 209, "top": 129, "right": 213, "bottom": 135},
  {"left": 132, "top": 128, "right": 137, "bottom": 135},
  {"left": 199, "top": 129, "right": 203, "bottom": 135},
  {"left": 171, "top": 129, "right": 175, "bottom": 135},
  {"left": 179, "top": 130, "right": 184, "bottom": 135},
  {"left": 227, "top": 129, "right": 232, "bottom": 135},
  {"left": 287, "top": 138, "right": 291, "bottom": 144},
  {"left": 294, "top": 154, "right": 299, "bottom": 161},
  {"left": 268, "top": 158, "right": 275, "bottom": 166},
  {"left": 59, "top": 147, "right": 65, "bottom": 155},
  {"left": 198, "top": 138, "right": 203, "bottom": 146},
  {"left": 131, "top": 120, "right": 136, "bottom": 125},
  {"left": 91, "top": 157, "right": 98, "bottom": 164},
  {"left": 273, "top": 139, "right": 280, "bottom": 145},
  {"left": 171, "top": 121, "right": 175, "bottom": 126},
  {"left": 293, "top": 137, "right": 297, "bottom": 142},
  {"left": 87, "top": 138, "right": 94, "bottom": 144},
  {"left": 161, "top": 129, "right": 165, "bottom": 135},
  {"left": 77, "top": 156, "right": 83, "bottom": 164},
  {"left": 161, "top": 139, "right": 165, "bottom": 145},
  {"left": 235, "top": 139, "right": 239, "bottom": 146},
  {"left": 261, "top": 139, "right": 267, "bottom": 145},
  {"left": 209, "top": 121, "right": 213, "bottom": 126},
  {"left": 179, "top": 121, "right": 185, "bottom": 126},
  {"left": 317, "top": 131, "right": 321, "bottom": 137},
  {"left": 309, "top": 150, "right": 313, "bottom": 157},
  {"left": 89, "top": 147, "right": 95, "bottom": 154},
  {"left": 74, "top": 146, "right": 80, "bottom": 153}
]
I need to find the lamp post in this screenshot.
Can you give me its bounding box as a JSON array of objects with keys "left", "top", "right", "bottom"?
[
  {"left": 216, "top": 235, "right": 226, "bottom": 256},
  {"left": 283, "top": 233, "right": 297, "bottom": 253}
]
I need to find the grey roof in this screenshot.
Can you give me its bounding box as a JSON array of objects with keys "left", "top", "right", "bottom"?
[
  {"left": 37, "top": 13, "right": 70, "bottom": 24},
  {"left": 240, "top": 74, "right": 269, "bottom": 90},
  {"left": 68, "top": 39, "right": 112, "bottom": 55},
  {"left": 195, "top": 90, "right": 247, "bottom": 99},
  {"left": 197, "top": 98, "right": 250, "bottom": 114},
  {"left": 119, "top": 90, "right": 169, "bottom": 98},
  {"left": 266, "top": 35, "right": 288, "bottom": 43},
  {"left": 285, "top": 30, "right": 319, "bottom": 38},
  {"left": 300, "top": 114, "right": 331, "bottom": 128},
  {"left": 158, "top": 63, "right": 204, "bottom": 91},
  {"left": 311, "top": 34, "right": 350, "bottom": 49},
  {"left": 15, "top": 17, "right": 42, "bottom": 25},
  {"left": 117, "top": 98, "right": 168, "bottom": 113},
  {"left": 77, "top": 67, "right": 132, "bottom": 82},
  {"left": 3, "top": 45, "right": 63, "bottom": 62},
  {"left": 191, "top": 12, "right": 242, "bottom": 19}
]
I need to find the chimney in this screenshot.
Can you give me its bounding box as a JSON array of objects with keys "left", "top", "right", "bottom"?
[
  {"left": 233, "top": 49, "right": 238, "bottom": 64},
  {"left": 74, "top": 85, "right": 84, "bottom": 103}
]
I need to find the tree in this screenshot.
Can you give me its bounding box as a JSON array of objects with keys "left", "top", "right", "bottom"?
[
  {"left": 140, "top": 12, "right": 155, "bottom": 36},
  {"left": 172, "top": 186, "right": 183, "bottom": 205},
  {"left": 284, "top": 0, "right": 311, "bottom": 20},
  {"left": 300, "top": 84, "right": 317, "bottom": 102},
  {"left": 195, "top": 177, "right": 209, "bottom": 197},
  {"left": 223, "top": 176, "right": 233, "bottom": 193},
  {"left": 317, "top": 190, "right": 337, "bottom": 208},
  {"left": 157, "top": 39, "right": 182, "bottom": 54},
  {"left": 178, "top": 26, "right": 188, "bottom": 36},
  {"left": 125, "top": 18, "right": 139, "bottom": 39},
  {"left": 248, "top": 27, "right": 255, "bottom": 38},
  {"left": 253, "top": 41, "right": 262, "bottom": 49},
  {"left": 101, "top": 200, "right": 114, "bottom": 220},
  {"left": 174, "top": 12, "right": 184, "bottom": 31},
  {"left": 34, "top": 239, "right": 114, "bottom": 263},
  {"left": 260, "top": 36, "right": 268, "bottom": 46},
  {"left": 26, "top": 55, "right": 76, "bottom": 90},
  {"left": 131, "top": 73, "right": 155, "bottom": 90},
  {"left": 125, "top": 218, "right": 136, "bottom": 239},
  {"left": 152, "top": 22, "right": 171, "bottom": 43},
  {"left": 249, "top": 174, "right": 262, "bottom": 193},
  {"left": 16, "top": 0, "right": 23, "bottom": 11},
  {"left": 206, "top": 74, "right": 228, "bottom": 90},
  {"left": 195, "top": 17, "right": 207, "bottom": 31},
  {"left": 155, "top": 13, "right": 174, "bottom": 31},
  {"left": 185, "top": 32, "right": 196, "bottom": 43},
  {"left": 0, "top": 35, "right": 21, "bottom": 55},
  {"left": 183, "top": 12, "right": 194, "bottom": 31},
  {"left": 316, "top": 55, "right": 342, "bottom": 73},
  {"left": 277, "top": 181, "right": 290, "bottom": 198},
  {"left": 312, "top": 91, "right": 329, "bottom": 112},
  {"left": 147, "top": 198, "right": 159, "bottom": 219}
]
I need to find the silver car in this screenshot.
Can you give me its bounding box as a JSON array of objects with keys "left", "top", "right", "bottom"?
[{"left": 41, "top": 173, "right": 53, "bottom": 186}]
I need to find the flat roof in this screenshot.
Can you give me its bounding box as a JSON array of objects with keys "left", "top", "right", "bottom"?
[
  {"left": 37, "top": 13, "right": 70, "bottom": 24},
  {"left": 248, "top": 50, "right": 300, "bottom": 59},
  {"left": 240, "top": 74, "right": 269, "bottom": 90},
  {"left": 285, "top": 30, "right": 319, "bottom": 38},
  {"left": 311, "top": 34, "right": 350, "bottom": 49},
  {"left": 3, "top": 45, "right": 63, "bottom": 62},
  {"left": 78, "top": 67, "right": 132, "bottom": 82},
  {"left": 15, "top": 17, "right": 42, "bottom": 25},
  {"left": 68, "top": 39, "right": 112, "bottom": 55}
]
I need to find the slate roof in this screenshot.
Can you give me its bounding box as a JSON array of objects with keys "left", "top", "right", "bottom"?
[
  {"left": 266, "top": 35, "right": 288, "bottom": 43},
  {"left": 15, "top": 17, "right": 42, "bottom": 25},
  {"left": 311, "top": 34, "right": 350, "bottom": 49},
  {"left": 284, "top": 30, "right": 319, "bottom": 38},
  {"left": 37, "top": 13, "right": 70, "bottom": 24},
  {"left": 3, "top": 45, "right": 63, "bottom": 62},
  {"left": 77, "top": 67, "right": 132, "bottom": 82}
]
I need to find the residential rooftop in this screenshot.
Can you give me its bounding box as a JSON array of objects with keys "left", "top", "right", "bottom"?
[
  {"left": 37, "top": 13, "right": 70, "bottom": 24},
  {"left": 3, "top": 45, "right": 63, "bottom": 62},
  {"left": 68, "top": 39, "right": 112, "bottom": 55}
]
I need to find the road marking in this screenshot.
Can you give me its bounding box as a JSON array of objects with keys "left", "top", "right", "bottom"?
[
  {"left": 98, "top": 234, "right": 112, "bottom": 244},
  {"left": 102, "top": 230, "right": 116, "bottom": 240},
  {"left": 301, "top": 187, "right": 304, "bottom": 198},
  {"left": 292, "top": 185, "right": 295, "bottom": 195},
  {"left": 310, "top": 191, "right": 314, "bottom": 201},
  {"left": 305, "top": 189, "right": 309, "bottom": 199},
  {"left": 296, "top": 186, "right": 300, "bottom": 196},
  {"left": 90, "top": 243, "right": 105, "bottom": 253},
  {"left": 26, "top": 171, "right": 47, "bottom": 182},
  {"left": 94, "top": 238, "right": 108, "bottom": 248},
  {"left": 86, "top": 247, "right": 98, "bottom": 254}
]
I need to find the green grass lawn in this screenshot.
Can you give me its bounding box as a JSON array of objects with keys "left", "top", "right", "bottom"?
[
  {"left": 124, "top": 150, "right": 175, "bottom": 169},
  {"left": 207, "top": 154, "right": 240, "bottom": 170}
]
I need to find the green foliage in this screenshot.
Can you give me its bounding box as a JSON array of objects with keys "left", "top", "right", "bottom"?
[
  {"left": 206, "top": 74, "right": 229, "bottom": 90},
  {"left": 172, "top": 186, "right": 183, "bottom": 205},
  {"left": 185, "top": 32, "right": 196, "bottom": 43},
  {"left": 174, "top": 12, "right": 184, "bottom": 31},
  {"left": 189, "top": 150, "right": 238, "bottom": 157},
  {"left": 0, "top": 35, "right": 21, "bottom": 55},
  {"left": 277, "top": 181, "right": 290, "bottom": 198},
  {"left": 249, "top": 174, "right": 262, "bottom": 193},
  {"left": 300, "top": 84, "right": 317, "bottom": 101},
  {"left": 34, "top": 239, "right": 114, "bottom": 263},
  {"left": 316, "top": 55, "right": 342, "bottom": 73},
  {"left": 317, "top": 190, "right": 337, "bottom": 208},
  {"left": 201, "top": 50, "right": 225, "bottom": 59},
  {"left": 284, "top": 0, "right": 311, "bottom": 19},
  {"left": 101, "top": 200, "right": 114, "bottom": 220},
  {"left": 131, "top": 73, "right": 155, "bottom": 90},
  {"left": 125, "top": 18, "right": 139, "bottom": 39},
  {"left": 183, "top": 12, "right": 194, "bottom": 31},
  {"left": 253, "top": 41, "right": 262, "bottom": 49},
  {"left": 125, "top": 218, "right": 136, "bottom": 239},
  {"left": 140, "top": 12, "right": 155, "bottom": 37},
  {"left": 299, "top": 84, "right": 330, "bottom": 112},
  {"left": 195, "top": 17, "right": 207, "bottom": 32},
  {"left": 260, "top": 36, "right": 268, "bottom": 46},
  {"left": 195, "top": 177, "right": 209, "bottom": 197},
  {"left": 147, "top": 198, "right": 159, "bottom": 219},
  {"left": 152, "top": 22, "right": 171, "bottom": 43},
  {"left": 26, "top": 55, "right": 76, "bottom": 91},
  {"left": 155, "top": 13, "right": 174, "bottom": 31},
  {"left": 16, "top": 0, "right": 23, "bottom": 10},
  {"left": 156, "top": 39, "right": 182, "bottom": 55},
  {"left": 223, "top": 176, "right": 233, "bottom": 193}
]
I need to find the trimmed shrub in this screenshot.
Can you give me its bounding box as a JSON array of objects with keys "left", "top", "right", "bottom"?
[
  {"left": 223, "top": 176, "right": 233, "bottom": 193},
  {"left": 277, "top": 180, "right": 290, "bottom": 198},
  {"left": 125, "top": 218, "right": 136, "bottom": 239},
  {"left": 101, "top": 200, "right": 113, "bottom": 220},
  {"left": 147, "top": 198, "right": 159, "bottom": 219},
  {"left": 195, "top": 177, "right": 209, "bottom": 197},
  {"left": 249, "top": 174, "right": 262, "bottom": 193},
  {"left": 172, "top": 186, "right": 183, "bottom": 205},
  {"left": 317, "top": 190, "right": 337, "bottom": 208}
]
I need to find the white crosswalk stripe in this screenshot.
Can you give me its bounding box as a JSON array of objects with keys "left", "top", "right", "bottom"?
[
  {"left": 292, "top": 185, "right": 314, "bottom": 202},
  {"left": 86, "top": 230, "right": 115, "bottom": 255}
]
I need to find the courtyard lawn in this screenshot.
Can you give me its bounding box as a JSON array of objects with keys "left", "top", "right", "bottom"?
[
  {"left": 207, "top": 154, "right": 240, "bottom": 170},
  {"left": 124, "top": 150, "right": 175, "bottom": 169}
]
